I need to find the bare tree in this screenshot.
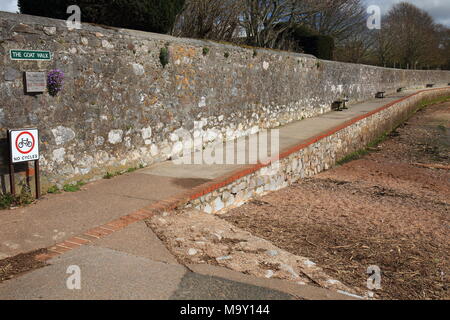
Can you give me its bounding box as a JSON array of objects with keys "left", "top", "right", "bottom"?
[
  {"left": 335, "top": 26, "right": 375, "bottom": 64},
  {"left": 241, "top": 0, "right": 337, "bottom": 48},
  {"left": 304, "top": 0, "right": 367, "bottom": 43},
  {"left": 172, "top": 0, "right": 244, "bottom": 41},
  {"left": 384, "top": 2, "right": 438, "bottom": 69},
  {"left": 372, "top": 27, "right": 396, "bottom": 67}
]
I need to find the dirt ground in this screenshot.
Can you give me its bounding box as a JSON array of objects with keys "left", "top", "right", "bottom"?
[
  {"left": 223, "top": 102, "right": 450, "bottom": 300},
  {"left": 0, "top": 249, "right": 48, "bottom": 283}
]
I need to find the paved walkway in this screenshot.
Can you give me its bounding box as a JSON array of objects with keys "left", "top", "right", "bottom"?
[{"left": 0, "top": 86, "right": 447, "bottom": 299}]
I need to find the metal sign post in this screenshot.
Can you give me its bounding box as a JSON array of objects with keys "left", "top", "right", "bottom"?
[{"left": 8, "top": 129, "right": 41, "bottom": 199}]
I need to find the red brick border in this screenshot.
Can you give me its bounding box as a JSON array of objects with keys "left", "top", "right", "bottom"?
[{"left": 35, "top": 87, "right": 450, "bottom": 262}]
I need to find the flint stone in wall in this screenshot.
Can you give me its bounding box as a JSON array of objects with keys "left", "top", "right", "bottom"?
[
  {"left": 4, "top": 67, "right": 20, "bottom": 81},
  {"left": 52, "top": 126, "right": 76, "bottom": 146},
  {"left": 108, "top": 130, "right": 124, "bottom": 144},
  {"left": 43, "top": 26, "right": 56, "bottom": 35},
  {"left": 132, "top": 63, "right": 145, "bottom": 76},
  {"left": 12, "top": 23, "right": 39, "bottom": 34}
]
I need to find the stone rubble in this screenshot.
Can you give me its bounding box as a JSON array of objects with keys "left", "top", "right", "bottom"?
[{"left": 148, "top": 210, "right": 357, "bottom": 294}]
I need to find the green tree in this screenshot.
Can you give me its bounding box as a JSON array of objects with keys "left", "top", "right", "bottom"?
[{"left": 18, "top": 0, "right": 185, "bottom": 34}]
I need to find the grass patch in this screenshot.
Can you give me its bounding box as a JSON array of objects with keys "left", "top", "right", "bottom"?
[
  {"left": 416, "top": 95, "right": 450, "bottom": 111},
  {"left": 337, "top": 132, "right": 390, "bottom": 166},
  {"left": 104, "top": 166, "right": 142, "bottom": 180},
  {"left": 336, "top": 95, "right": 450, "bottom": 166},
  {"left": 336, "top": 149, "right": 369, "bottom": 166},
  {"left": 47, "top": 185, "right": 61, "bottom": 194},
  {"left": 367, "top": 132, "right": 389, "bottom": 149},
  {"left": 103, "top": 172, "right": 116, "bottom": 179},
  {"left": 63, "top": 181, "right": 86, "bottom": 192}
]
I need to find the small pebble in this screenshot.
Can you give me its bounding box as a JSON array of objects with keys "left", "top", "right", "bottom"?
[
  {"left": 303, "top": 260, "right": 316, "bottom": 267},
  {"left": 265, "top": 270, "right": 274, "bottom": 278},
  {"left": 212, "top": 233, "right": 223, "bottom": 241},
  {"left": 188, "top": 248, "right": 198, "bottom": 256},
  {"left": 216, "top": 255, "right": 233, "bottom": 261},
  {"left": 326, "top": 279, "right": 341, "bottom": 285},
  {"left": 266, "top": 250, "right": 279, "bottom": 257}
]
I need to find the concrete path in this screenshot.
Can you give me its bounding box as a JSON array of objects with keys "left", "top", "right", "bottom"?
[
  {"left": 0, "top": 87, "right": 446, "bottom": 300},
  {"left": 0, "top": 220, "right": 349, "bottom": 300}
]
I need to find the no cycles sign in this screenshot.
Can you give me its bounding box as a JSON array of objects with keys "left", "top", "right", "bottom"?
[{"left": 9, "top": 129, "right": 40, "bottom": 163}]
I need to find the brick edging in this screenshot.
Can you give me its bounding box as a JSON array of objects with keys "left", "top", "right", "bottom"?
[{"left": 35, "top": 87, "right": 450, "bottom": 262}]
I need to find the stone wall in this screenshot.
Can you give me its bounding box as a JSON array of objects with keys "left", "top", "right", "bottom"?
[
  {"left": 1, "top": 11, "right": 450, "bottom": 190},
  {"left": 185, "top": 88, "right": 450, "bottom": 214}
]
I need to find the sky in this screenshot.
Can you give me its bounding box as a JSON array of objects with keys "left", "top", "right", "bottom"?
[
  {"left": 364, "top": 0, "right": 450, "bottom": 26},
  {"left": 0, "top": 0, "right": 449, "bottom": 26}
]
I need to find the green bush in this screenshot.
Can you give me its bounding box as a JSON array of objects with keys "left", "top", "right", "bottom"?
[{"left": 296, "top": 35, "right": 334, "bottom": 60}]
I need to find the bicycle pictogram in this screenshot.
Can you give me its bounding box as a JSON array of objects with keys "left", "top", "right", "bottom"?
[{"left": 18, "top": 137, "right": 33, "bottom": 149}]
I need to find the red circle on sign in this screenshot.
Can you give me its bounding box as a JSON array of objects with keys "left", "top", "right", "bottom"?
[{"left": 15, "top": 132, "right": 35, "bottom": 154}]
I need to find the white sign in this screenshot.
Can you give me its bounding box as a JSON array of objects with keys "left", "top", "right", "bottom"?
[
  {"left": 9, "top": 129, "right": 40, "bottom": 163},
  {"left": 25, "top": 72, "right": 46, "bottom": 93}
]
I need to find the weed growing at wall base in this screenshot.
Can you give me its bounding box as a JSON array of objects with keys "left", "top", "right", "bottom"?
[
  {"left": 63, "top": 181, "right": 86, "bottom": 192},
  {"left": 0, "top": 184, "right": 34, "bottom": 210},
  {"left": 337, "top": 95, "right": 450, "bottom": 166}
]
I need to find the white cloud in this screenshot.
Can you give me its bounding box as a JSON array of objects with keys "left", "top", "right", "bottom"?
[{"left": 0, "top": 0, "right": 18, "bottom": 13}]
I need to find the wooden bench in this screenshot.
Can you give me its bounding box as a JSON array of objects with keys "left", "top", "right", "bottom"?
[
  {"left": 426, "top": 84, "right": 435, "bottom": 88},
  {"left": 376, "top": 91, "right": 385, "bottom": 99},
  {"left": 332, "top": 100, "right": 343, "bottom": 111},
  {"left": 332, "top": 97, "right": 349, "bottom": 111}
]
